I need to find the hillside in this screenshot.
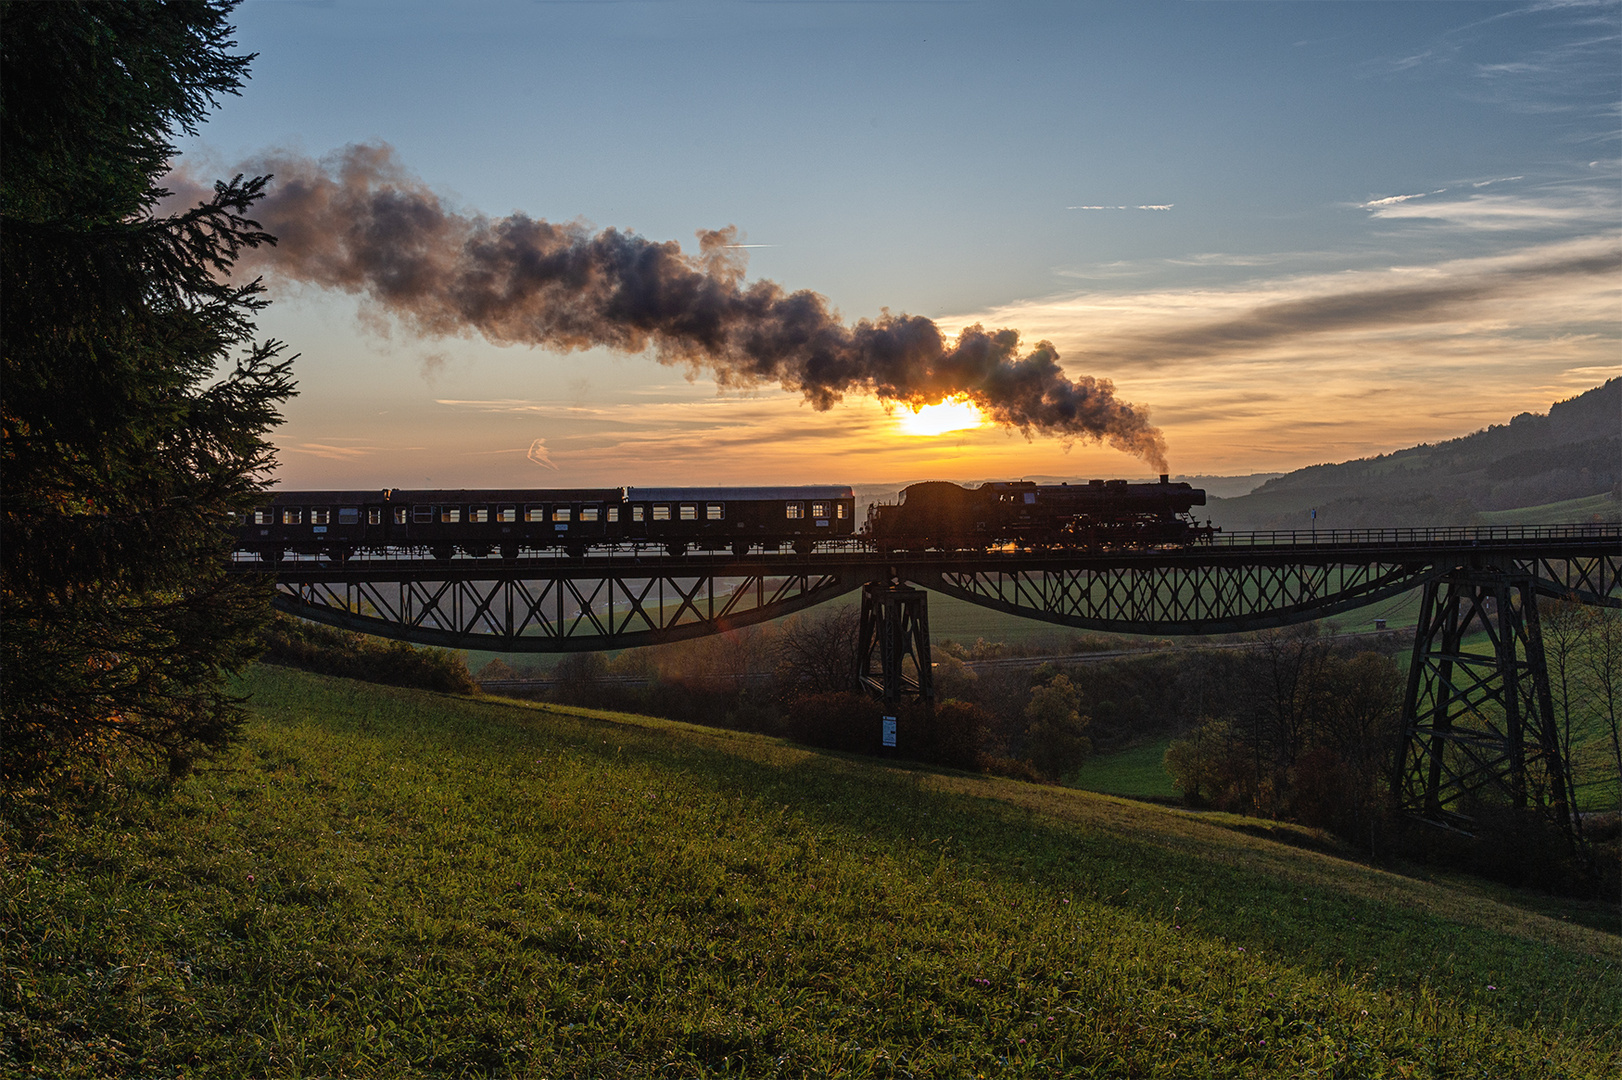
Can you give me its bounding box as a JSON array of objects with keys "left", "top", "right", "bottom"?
[
  {"left": 1206, "top": 379, "right": 1620, "bottom": 531},
  {"left": 6, "top": 666, "right": 1617, "bottom": 1077}
]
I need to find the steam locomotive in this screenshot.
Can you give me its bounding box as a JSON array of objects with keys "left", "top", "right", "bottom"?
[
  {"left": 865, "top": 475, "right": 1211, "bottom": 552},
  {"left": 234, "top": 476, "right": 1210, "bottom": 562}
]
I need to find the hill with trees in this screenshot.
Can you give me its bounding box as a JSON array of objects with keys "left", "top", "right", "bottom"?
[{"left": 1204, "top": 379, "right": 1619, "bottom": 531}]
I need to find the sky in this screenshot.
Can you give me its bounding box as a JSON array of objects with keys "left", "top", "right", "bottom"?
[{"left": 175, "top": 0, "right": 1622, "bottom": 489}]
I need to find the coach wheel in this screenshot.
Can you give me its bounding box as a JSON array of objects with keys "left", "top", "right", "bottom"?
[
  {"left": 565, "top": 543, "right": 588, "bottom": 559},
  {"left": 259, "top": 548, "right": 284, "bottom": 565},
  {"left": 793, "top": 539, "right": 812, "bottom": 556},
  {"left": 665, "top": 541, "right": 686, "bottom": 558},
  {"left": 326, "top": 546, "right": 350, "bottom": 565},
  {"left": 431, "top": 544, "right": 453, "bottom": 563},
  {"left": 500, "top": 543, "right": 519, "bottom": 561},
  {"left": 731, "top": 541, "right": 750, "bottom": 558}
]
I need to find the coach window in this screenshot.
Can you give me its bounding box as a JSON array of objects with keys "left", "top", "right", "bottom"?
[
  {"left": 785, "top": 502, "right": 803, "bottom": 520},
  {"left": 338, "top": 508, "right": 360, "bottom": 525},
  {"left": 441, "top": 506, "right": 461, "bottom": 523},
  {"left": 311, "top": 508, "right": 331, "bottom": 525},
  {"left": 580, "top": 506, "right": 600, "bottom": 522},
  {"left": 394, "top": 507, "right": 407, "bottom": 525},
  {"left": 553, "top": 507, "right": 572, "bottom": 522},
  {"left": 469, "top": 506, "right": 488, "bottom": 523},
  {"left": 811, "top": 502, "right": 828, "bottom": 519},
  {"left": 283, "top": 508, "right": 302, "bottom": 525},
  {"left": 367, "top": 508, "right": 382, "bottom": 525},
  {"left": 836, "top": 503, "right": 847, "bottom": 520},
  {"left": 526, "top": 506, "right": 545, "bottom": 522},
  {"left": 253, "top": 508, "right": 273, "bottom": 525},
  {"left": 634, "top": 505, "right": 647, "bottom": 522},
  {"left": 652, "top": 505, "right": 670, "bottom": 521},
  {"left": 679, "top": 504, "right": 697, "bottom": 521},
  {"left": 705, "top": 503, "right": 724, "bottom": 521},
  {"left": 606, "top": 507, "right": 620, "bottom": 523},
  {"left": 413, "top": 505, "right": 434, "bottom": 523},
  {"left": 498, "top": 506, "right": 517, "bottom": 523}
]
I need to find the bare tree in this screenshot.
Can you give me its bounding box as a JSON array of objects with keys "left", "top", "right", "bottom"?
[{"left": 774, "top": 606, "right": 861, "bottom": 696}]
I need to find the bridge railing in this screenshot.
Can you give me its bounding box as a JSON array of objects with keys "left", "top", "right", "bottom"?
[
  {"left": 227, "top": 521, "right": 1619, "bottom": 565},
  {"left": 1203, "top": 523, "right": 1619, "bottom": 547}
]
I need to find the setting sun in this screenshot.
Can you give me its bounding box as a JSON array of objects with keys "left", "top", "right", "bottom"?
[{"left": 897, "top": 397, "right": 985, "bottom": 437}]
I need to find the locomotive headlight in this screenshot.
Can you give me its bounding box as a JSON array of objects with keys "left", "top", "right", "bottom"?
[{"left": 896, "top": 396, "right": 985, "bottom": 436}]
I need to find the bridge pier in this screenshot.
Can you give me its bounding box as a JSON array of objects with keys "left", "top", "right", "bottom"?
[
  {"left": 1394, "top": 563, "right": 1570, "bottom": 833},
  {"left": 855, "top": 580, "right": 933, "bottom": 706}
]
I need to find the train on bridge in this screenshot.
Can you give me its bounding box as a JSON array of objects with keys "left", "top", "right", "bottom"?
[{"left": 235, "top": 476, "right": 1211, "bottom": 562}]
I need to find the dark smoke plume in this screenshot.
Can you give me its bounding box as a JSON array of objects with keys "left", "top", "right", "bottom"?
[{"left": 196, "top": 143, "right": 1168, "bottom": 469}]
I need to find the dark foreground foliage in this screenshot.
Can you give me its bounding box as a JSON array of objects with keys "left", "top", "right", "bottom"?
[{"left": 1, "top": 0, "right": 293, "bottom": 789}]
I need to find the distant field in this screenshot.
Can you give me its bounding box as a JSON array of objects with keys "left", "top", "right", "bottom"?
[
  {"left": 1479, "top": 493, "right": 1619, "bottom": 526},
  {"left": 6, "top": 666, "right": 1618, "bottom": 1077},
  {"left": 1068, "top": 738, "right": 1179, "bottom": 799}
]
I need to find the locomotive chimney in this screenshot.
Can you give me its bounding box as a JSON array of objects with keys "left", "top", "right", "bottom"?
[{"left": 1160, "top": 473, "right": 1169, "bottom": 484}]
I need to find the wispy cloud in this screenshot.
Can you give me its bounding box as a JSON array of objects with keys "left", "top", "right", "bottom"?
[
  {"left": 290, "top": 442, "right": 423, "bottom": 460},
  {"left": 525, "top": 438, "right": 558, "bottom": 469},
  {"left": 1364, "top": 188, "right": 1611, "bottom": 230},
  {"left": 1361, "top": 190, "right": 1446, "bottom": 208},
  {"left": 1068, "top": 204, "right": 1174, "bottom": 211},
  {"left": 939, "top": 235, "right": 1621, "bottom": 471}
]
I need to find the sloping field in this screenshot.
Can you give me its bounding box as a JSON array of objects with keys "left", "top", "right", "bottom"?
[
  {"left": 5, "top": 666, "right": 1619, "bottom": 1077},
  {"left": 1478, "top": 493, "right": 1620, "bottom": 526}
]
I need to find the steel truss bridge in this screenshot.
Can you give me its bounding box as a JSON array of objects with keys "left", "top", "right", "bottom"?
[{"left": 237, "top": 524, "right": 1620, "bottom": 832}]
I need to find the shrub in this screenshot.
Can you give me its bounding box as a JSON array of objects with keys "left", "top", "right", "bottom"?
[{"left": 258, "top": 616, "right": 478, "bottom": 695}]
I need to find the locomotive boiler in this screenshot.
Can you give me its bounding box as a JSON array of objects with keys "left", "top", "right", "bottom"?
[{"left": 863, "top": 475, "right": 1212, "bottom": 552}]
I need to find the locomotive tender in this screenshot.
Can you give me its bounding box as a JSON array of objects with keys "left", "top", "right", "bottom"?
[{"left": 235, "top": 476, "right": 1210, "bottom": 562}]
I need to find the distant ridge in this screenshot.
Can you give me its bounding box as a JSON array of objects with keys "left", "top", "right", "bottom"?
[{"left": 1206, "top": 379, "right": 1620, "bottom": 531}]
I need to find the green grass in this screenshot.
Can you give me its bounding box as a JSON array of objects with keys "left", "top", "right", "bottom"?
[
  {"left": 5, "top": 667, "right": 1620, "bottom": 1077},
  {"left": 1478, "top": 493, "right": 1620, "bottom": 526},
  {"left": 1067, "top": 739, "right": 1180, "bottom": 799}
]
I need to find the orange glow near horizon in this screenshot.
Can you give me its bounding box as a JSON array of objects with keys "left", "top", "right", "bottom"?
[{"left": 896, "top": 397, "right": 985, "bottom": 436}]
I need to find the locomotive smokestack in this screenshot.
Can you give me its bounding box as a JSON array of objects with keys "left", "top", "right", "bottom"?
[
  {"left": 208, "top": 143, "right": 1170, "bottom": 470},
  {"left": 1160, "top": 473, "right": 1169, "bottom": 484}
]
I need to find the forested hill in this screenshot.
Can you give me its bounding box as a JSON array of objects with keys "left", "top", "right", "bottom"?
[{"left": 1206, "top": 378, "right": 1620, "bottom": 531}]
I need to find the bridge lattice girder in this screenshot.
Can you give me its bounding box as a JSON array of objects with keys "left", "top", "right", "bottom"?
[{"left": 249, "top": 531, "right": 1620, "bottom": 651}]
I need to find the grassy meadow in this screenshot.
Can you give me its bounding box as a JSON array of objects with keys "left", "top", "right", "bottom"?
[
  {"left": 1067, "top": 740, "right": 1180, "bottom": 800},
  {"left": 5, "top": 666, "right": 1620, "bottom": 1078}
]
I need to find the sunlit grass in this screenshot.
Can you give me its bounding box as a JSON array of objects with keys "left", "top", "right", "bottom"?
[
  {"left": 4, "top": 666, "right": 1618, "bottom": 1077},
  {"left": 1068, "top": 738, "right": 1180, "bottom": 798}
]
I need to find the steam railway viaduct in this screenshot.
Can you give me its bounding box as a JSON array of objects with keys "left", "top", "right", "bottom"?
[{"left": 236, "top": 525, "right": 1620, "bottom": 833}]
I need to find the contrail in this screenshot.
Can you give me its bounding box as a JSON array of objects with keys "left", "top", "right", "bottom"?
[{"left": 179, "top": 143, "right": 1169, "bottom": 469}]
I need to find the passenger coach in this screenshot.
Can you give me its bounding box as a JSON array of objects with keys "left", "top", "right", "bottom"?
[{"left": 239, "top": 486, "right": 858, "bottom": 561}]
